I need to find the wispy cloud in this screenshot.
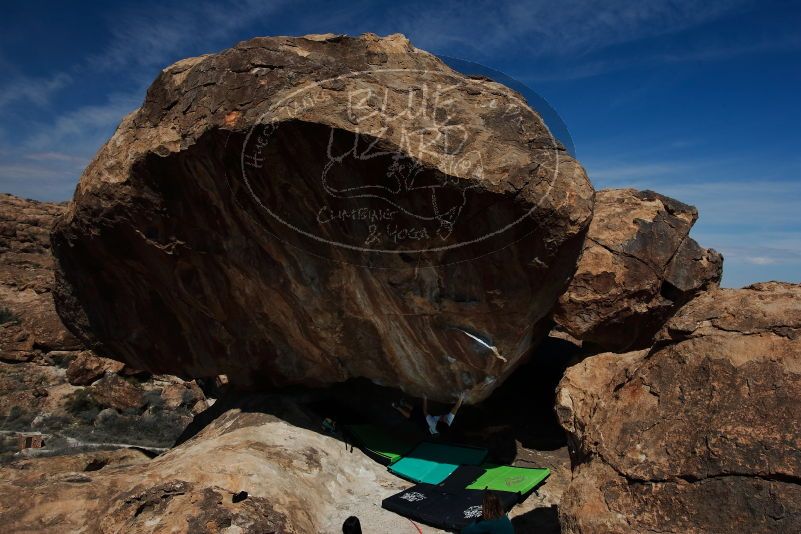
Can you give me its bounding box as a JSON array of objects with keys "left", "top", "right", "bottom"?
[
  {"left": 89, "top": 0, "right": 288, "bottom": 71},
  {"left": 0, "top": 72, "right": 73, "bottom": 111},
  {"left": 583, "top": 150, "right": 801, "bottom": 287},
  {"left": 24, "top": 152, "right": 88, "bottom": 164},
  {"left": 22, "top": 92, "right": 142, "bottom": 153},
  {"left": 390, "top": 0, "right": 754, "bottom": 59},
  {"left": 0, "top": 91, "right": 144, "bottom": 201},
  {"left": 1, "top": 0, "right": 290, "bottom": 200}
]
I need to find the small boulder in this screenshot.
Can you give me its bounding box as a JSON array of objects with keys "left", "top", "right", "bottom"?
[
  {"left": 554, "top": 189, "right": 722, "bottom": 352},
  {"left": 88, "top": 374, "right": 145, "bottom": 411},
  {"left": 66, "top": 351, "right": 125, "bottom": 386},
  {"left": 160, "top": 380, "right": 205, "bottom": 410}
]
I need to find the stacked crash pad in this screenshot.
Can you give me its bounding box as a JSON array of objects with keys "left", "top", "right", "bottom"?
[
  {"left": 345, "top": 422, "right": 551, "bottom": 529},
  {"left": 382, "top": 448, "right": 551, "bottom": 530}
]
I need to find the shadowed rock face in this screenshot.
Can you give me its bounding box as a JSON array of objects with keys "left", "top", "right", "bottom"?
[
  {"left": 554, "top": 188, "right": 722, "bottom": 352},
  {"left": 556, "top": 282, "right": 801, "bottom": 533},
  {"left": 51, "top": 33, "right": 593, "bottom": 401}
]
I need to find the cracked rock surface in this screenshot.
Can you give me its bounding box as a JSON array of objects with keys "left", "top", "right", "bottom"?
[
  {"left": 555, "top": 282, "right": 801, "bottom": 533},
  {"left": 51, "top": 33, "right": 593, "bottom": 402},
  {"left": 554, "top": 188, "right": 722, "bottom": 352}
]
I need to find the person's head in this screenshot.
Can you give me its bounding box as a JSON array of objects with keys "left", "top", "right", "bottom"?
[
  {"left": 342, "top": 515, "right": 362, "bottom": 534},
  {"left": 482, "top": 491, "right": 505, "bottom": 520}
]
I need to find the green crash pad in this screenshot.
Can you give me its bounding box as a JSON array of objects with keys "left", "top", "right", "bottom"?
[
  {"left": 388, "top": 442, "right": 488, "bottom": 484},
  {"left": 346, "top": 424, "right": 418, "bottom": 465},
  {"left": 466, "top": 464, "right": 550, "bottom": 494}
]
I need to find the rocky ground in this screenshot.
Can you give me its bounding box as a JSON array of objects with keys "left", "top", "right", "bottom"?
[{"left": 0, "top": 386, "right": 572, "bottom": 533}]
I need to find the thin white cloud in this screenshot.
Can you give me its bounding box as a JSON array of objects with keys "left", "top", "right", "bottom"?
[
  {"left": 24, "top": 151, "right": 88, "bottom": 164},
  {"left": 392, "top": 0, "right": 754, "bottom": 59},
  {"left": 22, "top": 92, "right": 142, "bottom": 153},
  {"left": 0, "top": 0, "right": 303, "bottom": 197},
  {"left": 745, "top": 256, "right": 778, "bottom": 265},
  {"left": 90, "top": 0, "right": 289, "bottom": 71},
  {"left": 587, "top": 161, "right": 801, "bottom": 229},
  {"left": 583, "top": 152, "right": 801, "bottom": 287},
  {"left": 0, "top": 91, "right": 143, "bottom": 200},
  {"left": 0, "top": 72, "right": 73, "bottom": 111},
  {"left": 1, "top": 0, "right": 292, "bottom": 202},
  {"left": 693, "top": 229, "right": 801, "bottom": 286}
]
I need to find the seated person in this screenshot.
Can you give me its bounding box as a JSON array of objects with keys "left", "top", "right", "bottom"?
[{"left": 461, "top": 491, "right": 514, "bottom": 533}]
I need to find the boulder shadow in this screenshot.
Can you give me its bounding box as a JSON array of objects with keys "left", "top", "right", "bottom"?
[
  {"left": 512, "top": 504, "right": 560, "bottom": 533},
  {"left": 177, "top": 334, "right": 585, "bottom": 465}
]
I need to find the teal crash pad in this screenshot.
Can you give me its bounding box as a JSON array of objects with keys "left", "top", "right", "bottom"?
[{"left": 388, "top": 442, "right": 488, "bottom": 484}]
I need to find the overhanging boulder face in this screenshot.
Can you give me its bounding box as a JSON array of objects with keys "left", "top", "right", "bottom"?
[{"left": 51, "top": 33, "right": 594, "bottom": 401}]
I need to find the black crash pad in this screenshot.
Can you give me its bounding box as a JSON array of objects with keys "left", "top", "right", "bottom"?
[{"left": 382, "top": 483, "right": 519, "bottom": 531}]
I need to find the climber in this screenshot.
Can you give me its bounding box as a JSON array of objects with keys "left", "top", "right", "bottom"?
[{"left": 392, "top": 392, "right": 465, "bottom": 436}]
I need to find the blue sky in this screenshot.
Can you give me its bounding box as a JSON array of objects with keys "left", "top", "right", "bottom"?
[{"left": 1, "top": 0, "right": 799, "bottom": 287}]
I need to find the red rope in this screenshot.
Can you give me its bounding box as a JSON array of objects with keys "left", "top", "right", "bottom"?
[{"left": 407, "top": 518, "right": 423, "bottom": 534}]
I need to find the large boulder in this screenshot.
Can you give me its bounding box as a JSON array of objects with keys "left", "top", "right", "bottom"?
[
  {"left": 554, "top": 188, "right": 722, "bottom": 352},
  {"left": 555, "top": 282, "right": 801, "bottom": 533},
  {"left": 0, "top": 194, "right": 81, "bottom": 361},
  {"left": 51, "top": 33, "right": 593, "bottom": 402}
]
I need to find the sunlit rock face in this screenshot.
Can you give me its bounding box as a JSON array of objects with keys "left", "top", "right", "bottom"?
[
  {"left": 51, "top": 33, "right": 593, "bottom": 402},
  {"left": 554, "top": 188, "right": 722, "bottom": 352},
  {"left": 556, "top": 282, "right": 801, "bottom": 533}
]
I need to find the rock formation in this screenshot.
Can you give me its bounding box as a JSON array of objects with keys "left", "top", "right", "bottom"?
[
  {"left": 0, "top": 395, "right": 424, "bottom": 533},
  {"left": 0, "top": 194, "right": 81, "bottom": 361},
  {"left": 51, "top": 33, "right": 594, "bottom": 401},
  {"left": 554, "top": 188, "right": 722, "bottom": 352},
  {"left": 65, "top": 351, "right": 125, "bottom": 385},
  {"left": 556, "top": 282, "right": 801, "bottom": 533},
  {"left": 0, "top": 194, "right": 207, "bottom": 463}
]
